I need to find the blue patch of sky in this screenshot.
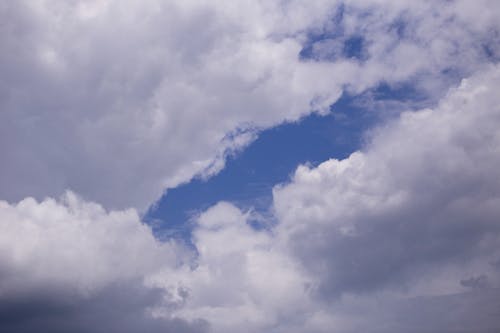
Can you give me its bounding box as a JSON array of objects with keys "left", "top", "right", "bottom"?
[
  {"left": 299, "top": 34, "right": 367, "bottom": 62},
  {"left": 144, "top": 91, "right": 398, "bottom": 242},
  {"left": 299, "top": 4, "right": 344, "bottom": 61},
  {"left": 144, "top": 13, "right": 436, "bottom": 242},
  {"left": 343, "top": 35, "right": 366, "bottom": 60},
  {"left": 299, "top": 5, "right": 370, "bottom": 63}
]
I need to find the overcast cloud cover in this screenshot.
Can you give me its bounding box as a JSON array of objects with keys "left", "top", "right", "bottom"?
[{"left": 1, "top": 0, "right": 500, "bottom": 332}]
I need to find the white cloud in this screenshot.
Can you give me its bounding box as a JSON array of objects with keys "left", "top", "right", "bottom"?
[
  {"left": 272, "top": 65, "right": 500, "bottom": 328},
  {"left": 0, "top": 192, "right": 205, "bottom": 332},
  {"left": 0, "top": 192, "right": 167, "bottom": 294},
  {"left": 154, "top": 71, "right": 500, "bottom": 330},
  {"left": 1, "top": 1, "right": 500, "bottom": 332},
  {"left": 1, "top": 65, "right": 500, "bottom": 333},
  {"left": 0, "top": 0, "right": 340, "bottom": 210},
  {"left": 1, "top": 0, "right": 499, "bottom": 210},
  {"left": 148, "top": 202, "right": 314, "bottom": 333},
  {"left": 149, "top": 62, "right": 500, "bottom": 333}
]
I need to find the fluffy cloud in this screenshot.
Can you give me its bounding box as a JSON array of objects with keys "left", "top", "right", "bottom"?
[
  {"left": 2, "top": 1, "right": 500, "bottom": 332},
  {"left": 2, "top": 66, "right": 500, "bottom": 332},
  {"left": 151, "top": 62, "right": 500, "bottom": 333},
  {"left": 0, "top": 194, "right": 312, "bottom": 333},
  {"left": 0, "top": 192, "right": 205, "bottom": 332},
  {"left": 1, "top": 0, "right": 498, "bottom": 210},
  {"left": 0, "top": 0, "right": 340, "bottom": 210},
  {"left": 148, "top": 202, "right": 314, "bottom": 333},
  {"left": 272, "top": 65, "right": 500, "bottom": 329}
]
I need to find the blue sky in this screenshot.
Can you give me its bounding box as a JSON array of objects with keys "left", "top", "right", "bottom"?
[
  {"left": 146, "top": 94, "right": 371, "bottom": 237},
  {"left": 146, "top": 88, "right": 396, "bottom": 239},
  {"left": 1, "top": 1, "right": 500, "bottom": 333},
  {"left": 145, "top": 74, "right": 433, "bottom": 241}
]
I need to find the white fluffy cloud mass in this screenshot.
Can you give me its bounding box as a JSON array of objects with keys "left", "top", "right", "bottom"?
[
  {"left": 146, "top": 65, "right": 500, "bottom": 333},
  {"left": 272, "top": 66, "right": 500, "bottom": 331},
  {"left": 3, "top": 65, "right": 499, "bottom": 332},
  {"left": 0, "top": 193, "right": 206, "bottom": 332},
  {"left": 1, "top": 0, "right": 500, "bottom": 332},
  {"left": 1, "top": 0, "right": 498, "bottom": 209}
]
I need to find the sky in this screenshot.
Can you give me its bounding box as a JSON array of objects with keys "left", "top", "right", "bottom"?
[{"left": 1, "top": 1, "right": 500, "bottom": 332}]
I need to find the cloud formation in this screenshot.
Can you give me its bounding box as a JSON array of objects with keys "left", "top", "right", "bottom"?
[
  {"left": 1, "top": 0, "right": 498, "bottom": 210},
  {"left": 148, "top": 202, "right": 315, "bottom": 333},
  {"left": 147, "top": 64, "right": 500, "bottom": 333},
  {"left": 0, "top": 192, "right": 207, "bottom": 332},
  {"left": 1, "top": 1, "right": 500, "bottom": 332},
  {"left": 272, "top": 65, "right": 500, "bottom": 330},
  {"left": 0, "top": 0, "right": 340, "bottom": 209}
]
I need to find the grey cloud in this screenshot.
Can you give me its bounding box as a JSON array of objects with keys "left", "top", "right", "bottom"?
[
  {"left": 274, "top": 66, "right": 500, "bottom": 299},
  {"left": 292, "top": 207, "right": 497, "bottom": 297},
  {"left": 330, "top": 289, "right": 500, "bottom": 333},
  {"left": 460, "top": 275, "right": 490, "bottom": 290},
  {"left": 2, "top": 1, "right": 500, "bottom": 333},
  {"left": 0, "top": 193, "right": 203, "bottom": 333},
  {"left": 0, "top": 281, "right": 208, "bottom": 333}
]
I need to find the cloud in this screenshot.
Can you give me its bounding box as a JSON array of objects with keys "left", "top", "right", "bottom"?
[
  {"left": 0, "top": 281, "right": 208, "bottom": 333},
  {"left": 272, "top": 65, "right": 500, "bottom": 328},
  {"left": 1, "top": 1, "right": 500, "bottom": 332},
  {"left": 1, "top": 65, "right": 500, "bottom": 333},
  {"left": 148, "top": 62, "right": 500, "bottom": 333},
  {"left": 154, "top": 81, "right": 500, "bottom": 330},
  {"left": 148, "top": 202, "right": 315, "bottom": 333},
  {"left": 1, "top": 0, "right": 499, "bottom": 210},
  {"left": 0, "top": 0, "right": 340, "bottom": 210},
  {"left": 0, "top": 192, "right": 205, "bottom": 332}
]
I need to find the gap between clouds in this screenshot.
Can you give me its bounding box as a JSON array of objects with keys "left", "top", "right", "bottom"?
[
  {"left": 2, "top": 1, "right": 500, "bottom": 332},
  {"left": 1, "top": 0, "right": 499, "bottom": 210},
  {"left": 1, "top": 64, "right": 500, "bottom": 332}
]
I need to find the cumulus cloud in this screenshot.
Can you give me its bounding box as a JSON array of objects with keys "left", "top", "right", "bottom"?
[
  {"left": 145, "top": 62, "right": 500, "bottom": 333},
  {"left": 1, "top": 0, "right": 499, "bottom": 210},
  {"left": 1, "top": 62, "right": 500, "bottom": 333},
  {"left": 148, "top": 202, "right": 315, "bottom": 333},
  {"left": 2, "top": 1, "right": 500, "bottom": 332},
  {"left": 0, "top": 195, "right": 312, "bottom": 333},
  {"left": 0, "top": 192, "right": 205, "bottom": 332},
  {"left": 272, "top": 65, "right": 500, "bottom": 330},
  {"left": 0, "top": 0, "right": 341, "bottom": 210}
]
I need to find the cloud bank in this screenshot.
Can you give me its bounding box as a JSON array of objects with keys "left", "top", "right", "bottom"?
[
  {"left": 152, "top": 65, "right": 500, "bottom": 332},
  {"left": 3, "top": 64, "right": 497, "bottom": 333},
  {"left": 1, "top": 0, "right": 500, "bottom": 332}
]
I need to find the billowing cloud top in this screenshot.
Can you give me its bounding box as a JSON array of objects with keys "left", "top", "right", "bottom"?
[{"left": 1, "top": 1, "right": 500, "bottom": 332}]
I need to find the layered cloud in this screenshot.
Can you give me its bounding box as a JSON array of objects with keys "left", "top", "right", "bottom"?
[{"left": 1, "top": 0, "right": 499, "bottom": 210}]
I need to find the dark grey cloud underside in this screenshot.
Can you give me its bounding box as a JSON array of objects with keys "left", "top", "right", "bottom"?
[
  {"left": 292, "top": 201, "right": 500, "bottom": 298},
  {"left": 336, "top": 289, "right": 500, "bottom": 333},
  {"left": 0, "top": 281, "right": 208, "bottom": 333}
]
